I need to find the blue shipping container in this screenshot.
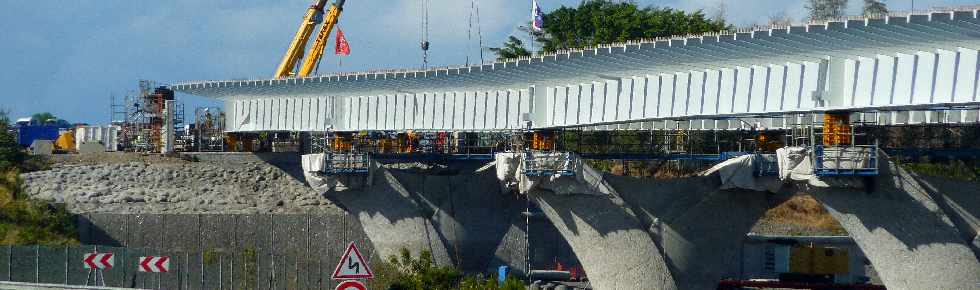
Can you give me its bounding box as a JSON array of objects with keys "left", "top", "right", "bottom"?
[{"left": 17, "top": 125, "right": 65, "bottom": 147}]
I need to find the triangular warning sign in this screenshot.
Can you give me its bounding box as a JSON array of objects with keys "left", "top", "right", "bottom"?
[{"left": 332, "top": 242, "right": 374, "bottom": 280}]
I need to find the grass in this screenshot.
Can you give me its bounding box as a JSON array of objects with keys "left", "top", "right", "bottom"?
[
  {"left": 900, "top": 159, "right": 980, "bottom": 182},
  {"left": 757, "top": 194, "right": 848, "bottom": 236}
]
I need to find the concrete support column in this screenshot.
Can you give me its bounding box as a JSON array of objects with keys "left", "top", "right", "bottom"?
[
  {"left": 521, "top": 155, "right": 677, "bottom": 290},
  {"left": 909, "top": 173, "right": 980, "bottom": 258},
  {"left": 810, "top": 161, "right": 980, "bottom": 289},
  {"left": 604, "top": 175, "right": 774, "bottom": 289},
  {"left": 323, "top": 165, "right": 453, "bottom": 266},
  {"left": 529, "top": 191, "right": 676, "bottom": 290}
]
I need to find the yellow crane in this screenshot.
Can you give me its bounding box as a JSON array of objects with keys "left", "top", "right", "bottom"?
[{"left": 274, "top": 0, "right": 346, "bottom": 78}]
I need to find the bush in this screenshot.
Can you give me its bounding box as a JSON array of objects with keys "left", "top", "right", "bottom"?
[
  {"left": 383, "top": 248, "right": 461, "bottom": 290},
  {"left": 371, "top": 248, "right": 527, "bottom": 290},
  {"left": 0, "top": 197, "right": 78, "bottom": 246},
  {"left": 459, "top": 275, "right": 525, "bottom": 290}
]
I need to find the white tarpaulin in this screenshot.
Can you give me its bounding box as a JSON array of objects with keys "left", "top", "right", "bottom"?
[
  {"left": 301, "top": 153, "right": 331, "bottom": 190},
  {"left": 702, "top": 148, "right": 831, "bottom": 192},
  {"left": 301, "top": 153, "right": 326, "bottom": 173},
  {"left": 495, "top": 152, "right": 519, "bottom": 182},
  {"left": 776, "top": 147, "right": 814, "bottom": 181},
  {"left": 701, "top": 155, "right": 782, "bottom": 192}
]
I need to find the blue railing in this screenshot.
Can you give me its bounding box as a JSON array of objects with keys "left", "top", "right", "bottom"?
[
  {"left": 813, "top": 145, "right": 879, "bottom": 176},
  {"left": 323, "top": 153, "right": 370, "bottom": 174}
]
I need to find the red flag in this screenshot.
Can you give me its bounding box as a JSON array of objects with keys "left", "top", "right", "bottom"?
[{"left": 335, "top": 28, "right": 350, "bottom": 56}]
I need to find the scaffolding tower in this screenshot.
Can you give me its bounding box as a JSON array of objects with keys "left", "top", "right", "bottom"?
[
  {"left": 193, "top": 107, "right": 225, "bottom": 152},
  {"left": 109, "top": 80, "right": 182, "bottom": 153}
]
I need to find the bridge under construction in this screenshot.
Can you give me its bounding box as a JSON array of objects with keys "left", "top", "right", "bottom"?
[{"left": 171, "top": 8, "right": 980, "bottom": 290}]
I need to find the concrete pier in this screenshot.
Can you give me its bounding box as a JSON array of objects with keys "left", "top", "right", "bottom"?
[
  {"left": 809, "top": 162, "right": 980, "bottom": 289},
  {"left": 522, "top": 155, "right": 677, "bottom": 290},
  {"left": 323, "top": 165, "right": 454, "bottom": 266},
  {"left": 604, "top": 175, "right": 776, "bottom": 290},
  {"left": 910, "top": 173, "right": 980, "bottom": 258},
  {"left": 529, "top": 190, "right": 676, "bottom": 290}
]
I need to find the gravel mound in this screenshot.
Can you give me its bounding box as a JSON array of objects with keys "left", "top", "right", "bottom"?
[{"left": 21, "top": 154, "right": 341, "bottom": 214}]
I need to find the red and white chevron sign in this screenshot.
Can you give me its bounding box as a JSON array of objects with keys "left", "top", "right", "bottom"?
[
  {"left": 83, "top": 252, "right": 114, "bottom": 269},
  {"left": 138, "top": 256, "right": 170, "bottom": 273}
]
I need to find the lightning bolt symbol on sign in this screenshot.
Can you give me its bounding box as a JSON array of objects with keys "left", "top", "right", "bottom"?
[
  {"left": 347, "top": 256, "right": 360, "bottom": 273},
  {"left": 332, "top": 242, "right": 373, "bottom": 280}
]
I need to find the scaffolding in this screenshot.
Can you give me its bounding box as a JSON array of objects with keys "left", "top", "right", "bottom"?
[
  {"left": 307, "top": 131, "right": 515, "bottom": 157},
  {"left": 193, "top": 107, "right": 225, "bottom": 152},
  {"left": 812, "top": 113, "right": 879, "bottom": 176},
  {"left": 109, "top": 80, "right": 181, "bottom": 153},
  {"left": 770, "top": 113, "right": 879, "bottom": 177}
]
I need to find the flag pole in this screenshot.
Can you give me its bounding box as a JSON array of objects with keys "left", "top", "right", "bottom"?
[{"left": 529, "top": 0, "right": 534, "bottom": 56}]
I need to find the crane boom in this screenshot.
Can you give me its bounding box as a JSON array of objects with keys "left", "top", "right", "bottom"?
[
  {"left": 274, "top": 0, "right": 329, "bottom": 79},
  {"left": 298, "top": 0, "right": 346, "bottom": 77}
]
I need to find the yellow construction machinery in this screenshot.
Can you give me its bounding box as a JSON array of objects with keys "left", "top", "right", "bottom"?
[{"left": 274, "top": 0, "right": 346, "bottom": 78}]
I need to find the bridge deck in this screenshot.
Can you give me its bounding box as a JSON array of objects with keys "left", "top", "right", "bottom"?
[{"left": 172, "top": 9, "right": 980, "bottom": 132}]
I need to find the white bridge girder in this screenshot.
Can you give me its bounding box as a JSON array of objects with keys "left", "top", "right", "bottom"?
[{"left": 173, "top": 10, "right": 980, "bottom": 133}]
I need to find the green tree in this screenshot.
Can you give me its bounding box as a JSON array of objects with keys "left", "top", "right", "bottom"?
[
  {"left": 807, "top": 0, "right": 848, "bottom": 21},
  {"left": 863, "top": 0, "right": 888, "bottom": 16},
  {"left": 31, "top": 112, "right": 57, "bottom": 124},
  {"left": 489, "top": 36, "right": 532, "bottom": 60},
  {"left": 0, "top": 109, "right": 24, "bottom": 171},
  {"left": 0, "top": 108, "right": 10, "bottom": 127},
  {"left": 528, "top": 0, "right": 730, "bottom": 54}
]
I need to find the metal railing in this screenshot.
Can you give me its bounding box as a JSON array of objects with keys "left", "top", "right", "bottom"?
[
  {"left": 813, "top": 145, "right": 879, "bottom": 176},
  {"left": 0, "top": 244, "right": 382, "bottom": 290},
  {"left": 522, "top": 151, "right": 575, "bottom": 177},
  {"left": 323, "top": 153, "right": 370, "bottom": 174}
]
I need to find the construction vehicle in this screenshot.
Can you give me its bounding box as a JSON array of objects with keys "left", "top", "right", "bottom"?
[{"left": 274, "top": 0, "right": 346, "bottom": 78}]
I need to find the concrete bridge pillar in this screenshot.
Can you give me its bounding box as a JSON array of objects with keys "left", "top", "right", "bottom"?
[
  {"left": 319, "top": 163, "right": 454, "bottom": 267},
  {"left": 809, "top": 162, "right": 980, "bottom": 289},
  {"left": 529, "top": 191, "right": 676, "bottom": 290},
  {"left": 519, "top": 154, "right": 677, "bottom": 290},
  {"left": 603, "top": 175, "right": 775, "bottom": 290}
]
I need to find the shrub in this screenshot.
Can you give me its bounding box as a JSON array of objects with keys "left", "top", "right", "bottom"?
[{"left": 372, "top": 248, "right": 527, "bottom": 290}]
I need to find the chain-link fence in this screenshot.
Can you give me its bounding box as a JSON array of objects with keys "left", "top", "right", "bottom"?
[{"left": 0, "top": 213, "right": 385, "bottom": 290}]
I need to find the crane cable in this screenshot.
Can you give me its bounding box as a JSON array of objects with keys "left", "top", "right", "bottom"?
[
  {"left": 466, "top": 0, "right": 485, "bottom": 66},
  {"left": 467, "top": 0, "right": 473, "bottom": 66},
  {"left": 421, "top": 0, "right": 430, "bottom": 69},
  {"left": 475, "top": 0, "right": 484, "bottom": 64}
]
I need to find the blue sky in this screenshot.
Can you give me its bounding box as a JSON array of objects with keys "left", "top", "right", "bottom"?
[{"left": 0, "top": 0, "right": 973, "bottom": 124}]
